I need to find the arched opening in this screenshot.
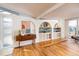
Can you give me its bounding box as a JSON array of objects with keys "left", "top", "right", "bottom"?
[
  {"left": 39, "top": 22, "right": 52, "bottom": 41},
  {"left": 53, "top": 23, "right": 61, "bottom": 39}
]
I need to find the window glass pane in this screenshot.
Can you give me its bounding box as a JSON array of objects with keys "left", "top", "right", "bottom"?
[
  {"left": 3, "top": 18, "right": 12, "bottom": 22},
  {"left": 69, "top": 20, "right": 77, "bottom": 27},
  {"left": 3, "top": 23, "right": 12, "bottom": 27},
  {"left": 3, "top": 36, "right": 13, "bottom": 45},
  {"left": 68, "top": 20, "right": 77, "bottom": 37},
  {"left": 3, "top": 17, "right": 13, "bottom": 46}
]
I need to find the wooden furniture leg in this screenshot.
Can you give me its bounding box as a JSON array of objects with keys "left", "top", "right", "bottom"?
[
  {"left": 32, "top": 39, "right": 35, "bottom": 44},
  {"left": 19, "top": 41, "right": 20, "bottom": 48}
]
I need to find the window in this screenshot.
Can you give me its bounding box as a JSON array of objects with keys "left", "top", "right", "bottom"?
[
  {"left": 3, "top": 17, "right": 13, "bottom": 45},
  {"left": 68, "top": 20, "right": 77, "bottom": 38}
]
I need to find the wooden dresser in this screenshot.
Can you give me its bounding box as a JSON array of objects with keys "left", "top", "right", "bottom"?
[{"left": 16, "top": 34, "right": 36, "bottom": 47}]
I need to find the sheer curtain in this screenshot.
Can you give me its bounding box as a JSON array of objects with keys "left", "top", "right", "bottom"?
[
  {"left": 2, "top": 17, "right": 14, "bottom": 55},
  {"left": 3, "top": 17, "right": 13, "bottom": 46}
]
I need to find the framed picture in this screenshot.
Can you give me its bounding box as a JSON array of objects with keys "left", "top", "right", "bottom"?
[{"left": 21, "top": 21, "right": 31, "bottom": 34}]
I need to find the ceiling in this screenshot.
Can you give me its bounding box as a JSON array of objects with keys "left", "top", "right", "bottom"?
[
  {"left": 0, "top": 3, "right": 79, "bottom": 19},
  {"left": 44, "top": 3, "right": 79, "bottom": 19}
]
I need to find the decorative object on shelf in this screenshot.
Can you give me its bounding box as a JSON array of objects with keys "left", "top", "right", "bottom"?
[
  {"left": 18, "top": 30, "right": 21, "bottom": 35},
  {"left": 53, "top": 28, "right": 61, "bottom": 32},
  {"left": 53, "top": 23, "right": 61, "bottom": 32}
]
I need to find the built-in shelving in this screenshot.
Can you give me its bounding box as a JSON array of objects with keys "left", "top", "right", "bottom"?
[
  {"left": 53, "top": 23, "right": 61, "bottom": 39},
  {"left": 39, "top": 22, "right": 52, "bottom": 41}
]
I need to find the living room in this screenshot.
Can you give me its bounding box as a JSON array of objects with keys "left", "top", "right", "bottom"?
[{"left": 0, "top": 3, "right": 79, "bottom": 56}]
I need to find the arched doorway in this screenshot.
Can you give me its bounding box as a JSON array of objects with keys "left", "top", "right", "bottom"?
[{"left": 39, "top": 22, "right": 52, "bottom": 42}]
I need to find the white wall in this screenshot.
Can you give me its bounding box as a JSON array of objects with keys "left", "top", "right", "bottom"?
[
  {"left": 65, "top": 20, "right": 68, "bottom": 39},
  {"left": 58, "top": 19, "right": 65, "bottom": 38}
]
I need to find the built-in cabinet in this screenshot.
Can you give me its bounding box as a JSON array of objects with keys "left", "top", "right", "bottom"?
[
  {"left": 39, "top": 22, "right": 52, "bottom": 41},
  {"left": 53, "top": 23, "right": 61, "bottom": 39}
]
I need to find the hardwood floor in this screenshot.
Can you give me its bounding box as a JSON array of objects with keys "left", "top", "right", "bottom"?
[{"left": 13, "top": 39, "right": 79, "bottom": 56}]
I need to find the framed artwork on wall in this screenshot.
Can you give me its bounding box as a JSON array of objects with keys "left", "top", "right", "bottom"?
[{"left": 21, "top": 21, "right": 31, "bottom": 35}]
